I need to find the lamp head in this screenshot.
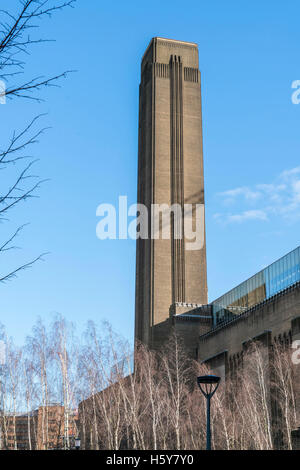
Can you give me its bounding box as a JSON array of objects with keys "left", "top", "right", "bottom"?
[
  {"left": 197, "top": 375, "right": 220, "bottom": 398},
  {"left": 197, "top": 375, "right": 220, "bottom": 385}
]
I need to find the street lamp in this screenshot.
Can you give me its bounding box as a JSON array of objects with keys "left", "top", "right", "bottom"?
[{"left": 197, "top": 375, "right": 221, "bottom": 450}]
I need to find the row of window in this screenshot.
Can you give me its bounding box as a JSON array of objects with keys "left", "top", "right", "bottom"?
[{"left": 212, "top": 246, "right": 300, "bottom": 325}]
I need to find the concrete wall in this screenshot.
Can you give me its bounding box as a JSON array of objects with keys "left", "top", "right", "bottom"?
[{"left": 198, "top": 282, "right": 300, "bottom": 426}]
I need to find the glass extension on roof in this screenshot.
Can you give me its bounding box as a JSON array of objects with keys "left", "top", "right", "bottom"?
[{"left": 212, "top": 246, "right": 300, "bottom": 326}]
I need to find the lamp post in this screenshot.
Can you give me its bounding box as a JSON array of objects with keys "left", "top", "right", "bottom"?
[
  {"left": 197, "top": 375, "right": 221, "bottom": 450},
  {"left": 75, "top": 437, "right": 81, "bottom": 450}
]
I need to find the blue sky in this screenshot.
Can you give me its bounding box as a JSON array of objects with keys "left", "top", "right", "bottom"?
[{"left": 1, "top": 0, "right": 300, "bottom": 345}]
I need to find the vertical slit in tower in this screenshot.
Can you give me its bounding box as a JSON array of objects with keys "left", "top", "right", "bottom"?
[{"left": 170, "top": 54, "right": 185, "bottom": 303}]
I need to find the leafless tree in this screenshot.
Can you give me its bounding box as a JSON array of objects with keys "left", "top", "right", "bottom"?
[
  {"left": 270, "top": 341, "right": 298, "bottom": 449},
  {"left": 51, "top": 315, "right": 78, "bottom": 449},
  {"left": 0, "top": 0, "right": 75, "bottom": 283},
  {"left": 158, "top": 333, "right": 194, "bottom": 450},
  {"left": 0, "top": 317, "right": 299, "bottom": 450},
  {"left": 23, "top": 357, "right": 37, "bottom": 450},
  {"left": 25, "top": 319, "right": 52, "bottom": 449}
]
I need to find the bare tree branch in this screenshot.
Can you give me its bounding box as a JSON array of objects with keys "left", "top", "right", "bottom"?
[
  {"left": 0, "top": 252, "right": 48, "bottom": 283},
  {"left": 0, "top": 0, "right": 76, "bottom": 99},
  {"left": 0, "top": 0, "right": 76, "bottom": 283}
]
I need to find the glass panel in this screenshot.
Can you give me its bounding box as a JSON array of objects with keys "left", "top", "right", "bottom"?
[{"left": 212, "top": 246, "right": 300, "bottom": 325}]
